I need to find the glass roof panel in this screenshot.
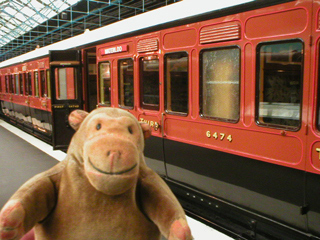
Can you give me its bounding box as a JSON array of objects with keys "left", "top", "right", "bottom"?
[
  {"left": 0, "top": 0, "right": 81, "bottom": 47},
  {"left": 40, "top": 0, "right": 51, "bottom": 4},
  {"left": 20, "top": 9, "right": 35, "bottom": 18},
  {"left": 15, "top": 12, "right": 27, "bottom": 22},
  {"left": 29, "top": 0, "right": 44, "bottom": 9},
  {"left": 4, "top": 6, "right": 17, "bottom": 15},
  {"left": 5, "top": 22, "right": 15, "bottom": 29}
]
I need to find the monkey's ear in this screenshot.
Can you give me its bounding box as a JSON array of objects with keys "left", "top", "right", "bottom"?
[
  {"left": 140, "top": 122, "right": 151, "bottom": 139},
  {"left": 68, "top": 110, "right": 89, "bottom": 131}
]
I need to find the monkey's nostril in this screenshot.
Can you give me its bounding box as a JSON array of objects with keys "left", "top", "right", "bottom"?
[{"left": 107, "top": 151, "right": 111, "bottom": 157}]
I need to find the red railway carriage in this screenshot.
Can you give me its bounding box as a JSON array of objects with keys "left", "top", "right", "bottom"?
[
  {"left": 0, "top": 58, "right": 52, "bottom": 140},
  {"left": 1, "top": 0, "right": 320, "bottom": 239}
]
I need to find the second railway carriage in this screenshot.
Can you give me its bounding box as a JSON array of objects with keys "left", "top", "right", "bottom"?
[{"left": 1, "top": 0, "right": 320, "bottom": 239}]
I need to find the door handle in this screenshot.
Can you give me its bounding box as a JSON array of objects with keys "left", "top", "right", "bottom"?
[{"left": 161, "top": 112, "right": 166, "bottom": 137}]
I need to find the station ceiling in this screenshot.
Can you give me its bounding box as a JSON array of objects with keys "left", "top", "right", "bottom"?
[{"left": 0, "top": 0, "right": 180, "bottom": 62}]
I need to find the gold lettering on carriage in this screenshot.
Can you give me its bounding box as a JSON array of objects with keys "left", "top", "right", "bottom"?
[
  {"left": 206, "top": 131, "right": 233, "bottom": 142},
  {"left": 53, "top": 105, "right": 64, "bottom": 109},
  {"left": 139, "top": 118, "right": 159, "bottom": 131},
  {"left": 101, "top": 45, "right": 128, "bottom": 56},
  {"left": 316, "top": 148, "right": 320, "bottom": 160},
  {"left": 69, "top": 105, "right": 80, "bottom": 108}
]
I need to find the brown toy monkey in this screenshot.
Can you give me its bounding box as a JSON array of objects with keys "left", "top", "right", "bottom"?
[{"left": 0, "top": 107, "right": 192, "bottom": 240}]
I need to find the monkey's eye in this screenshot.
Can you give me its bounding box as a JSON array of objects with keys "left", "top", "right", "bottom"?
[
  {"left": 128, "top": 126, "right": 133, "bottom": 134},
  {"left": 96, "top": 123, "right": 101, "bottom": 130}
]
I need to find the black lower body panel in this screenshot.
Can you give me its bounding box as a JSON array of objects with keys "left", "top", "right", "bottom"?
[
  {"left": 144, "top": 136, "right": 166, "bottom": 176},
  {"left": 143, "top": 137, "right": 320, "bottom": 239},
  {"left": 0, "top": 101, "right": 52, "bottom": 143},
  {"left": 306, "top": 172, "right": 320, "bottom": 237},
  {"left": 166, "top": 179, "right": 318, "bottom": 240}
]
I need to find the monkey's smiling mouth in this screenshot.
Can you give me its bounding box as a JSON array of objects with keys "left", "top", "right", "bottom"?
[{"left": 88, "top": 158, "right": 137, "bottom": 175}]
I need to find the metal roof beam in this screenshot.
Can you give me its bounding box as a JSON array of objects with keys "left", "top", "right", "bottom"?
[
  {"left": 0, "top": 0, "right": 79, "bottom": 48},
  {"left": 45, "top": 0, "right": 63, "bottom": 12},
  {"left": 0, "top": 0, "right": 180, "bottom": 60},
  {"left": 15, "top": 1, "right": 55, "bottom": 25},
  {"left": 0, "top": 9, "right": 35, "bottom": 30}
]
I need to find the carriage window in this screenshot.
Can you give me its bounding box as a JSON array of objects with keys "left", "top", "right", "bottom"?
[
  {"left": 317, "top": 53, "right": 320, "bottom": 130},
  {"left": 165, "top": 52, "right": 188, "bottom": 114},
  {"left": 257, "top": 41, "right": 303, "bottom": 130},
  {"left": 23, "top": 73, "right": 28, "bottom": 95},
  {"left": 46, "top": 70, "right": 51, "bottom": 98},
  {"left": 0, "top": 76, "right": 2, "bottom": 93},
  {"left": 34, "top": 71, "right": 39, "bottom": 97},
  {"left": 140, "top": 56, "right": 159, "bottom": 110},
  {"left": 40, "top": 70, "right": 47, "bottom": 97},
  {"left": 54, "top": 67, "right": 77, "bottom": 100},
  {"left": 99, "top": 62, "right": 111, "bottom": 106},
  {"left": 7, "top": 75, "right": 11, "bottom": 93},
  {"left": 14, "top": 74, "right": 19, "bottom": 95},
  {"left": 5, "top": 76, "right": 9, "bottom": 93},
  {"left": 23, "top": 73, "right": 27, "bottom": 95},
  {"left": 0, "top": 76, "right": 3, "bottom": 93},
  {"left": 118, "top": 59, "right": 134, "bottom": 108},
  {"left": 9, "top": 75, "right": 14, "bottom": 94},
  {"left": 25, "top": 72, "right": 32, "bottom": 96},
  {"left": 19, "top": 73, "right": 24, "bottom": 94},
  {"left": 201, "top": 47, "right": 240, "bottom": 122}
]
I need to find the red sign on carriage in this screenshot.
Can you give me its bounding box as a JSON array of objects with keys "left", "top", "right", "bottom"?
[{"left": 100, "top": 45, "right": 128, "bottom": 56}]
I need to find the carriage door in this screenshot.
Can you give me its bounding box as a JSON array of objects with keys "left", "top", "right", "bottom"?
[
  {"left": 138, "top": 53, "right": 166, "bottom": 175},
  {"left": 50, "top": 50, "right": 82, "bottom": 150},
  {"left": 84, "top": 48, "right": 97, "bottom": 112}
]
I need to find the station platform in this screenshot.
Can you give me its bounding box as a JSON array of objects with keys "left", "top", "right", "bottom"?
[{"left": 0, "top": 119, "right": 233, "bottom": 240}]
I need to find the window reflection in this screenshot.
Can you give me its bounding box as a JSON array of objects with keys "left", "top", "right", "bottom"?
[
  {"left": 118, "top": 59, "right": 134, "bottom": 108},
  {"left": 99, "top": 62, "right": 111, "bottom": 106},
  {"left": 34, "top": 71, "right": 39, "bottom": 97},
  {"left": 257, "top": 41, "right": 303, "bottom": 129},
  {"left": 201, "top": 47, "right": 240, "bottom": 122},
  {"left": 15, "top": 74, "right": 19, "bottom": 95},
  {"left": 19, "top": 73, "right": 24, "bottom": 94},
  {"left": 54, "top": 68, "right": 77, "bottom": 100},
  {"left": 140, "top": 56, "right": 159, "bottom": 110},
  {"left": 165, "top": 52, "right": 188, "bottom": 114}
]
